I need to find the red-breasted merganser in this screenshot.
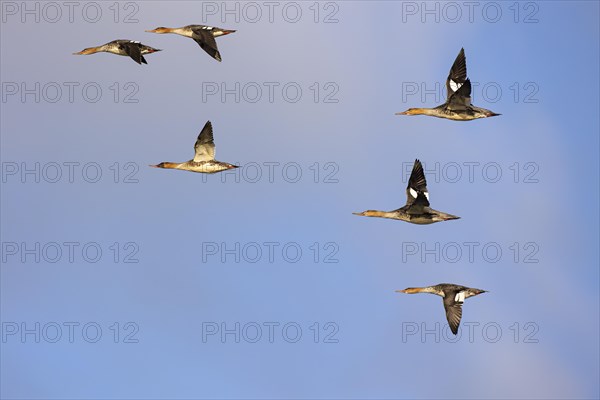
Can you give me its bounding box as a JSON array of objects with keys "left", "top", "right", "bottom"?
[
  {"left": 397, "top": 284, "right": 487, "bottom": 335},
  {"left": 353, "top": 159, "right": 459, "bottom": 224},
  {"left": 146, "top": 25, "right": 235, "bottom": 62},
  {"left": 73, "top": 40, "right": 161, "bottom": 64},
  {"left": 396, "top": 48, "right": 500, "bottom": 120},
  {"left": 150, "top": 120, "right": 238, "bottom": 174}
]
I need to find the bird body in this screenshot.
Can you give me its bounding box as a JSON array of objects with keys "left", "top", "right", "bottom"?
[
  {"left": 146, "top": 25, "right": 236, "bottom": 62},
  {"left": 150, "top": 121, "right": 238, "bottom": 174},
  {"left": 151, "top": 160, "right": 236, "bottom": 174},
  {"left": 353, "top": 159, "right": 459, "bottom": 224},
  {"left": 396, "top": 48, "right": 500, "bottom": 120},
  {"left": 397, "top": 283, "right": 487, "bottom": 334},
  {"left": 73, "top": 40, "right": 161, "bottom": 64}
]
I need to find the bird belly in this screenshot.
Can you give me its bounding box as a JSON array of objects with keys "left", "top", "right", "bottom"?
[
  {"left": 187, "top": 161, "right": 233, "bottom": 174},
  {"left": 405, "top": 214, "right": 436, "bottom": 225}
]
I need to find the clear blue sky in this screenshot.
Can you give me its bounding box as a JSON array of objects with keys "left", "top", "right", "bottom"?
[{"left": 1, "top": 1, "right": 599, "bottom": 399}]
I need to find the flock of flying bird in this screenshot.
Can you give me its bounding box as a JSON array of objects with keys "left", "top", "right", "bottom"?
[{"left": 74, "top": 25, "right": 500, "bottom": 335}]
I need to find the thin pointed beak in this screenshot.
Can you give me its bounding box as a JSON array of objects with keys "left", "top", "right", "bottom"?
[
  {"left": 395, "top": 289, "right": 407, "bottom": 293},
  {"left": 146, "top": 28, "right": 171, "bottom": 34},
  {"left": 395, "top": 111, "right": 409, "bottom": 115},
  {"left": 149, "top": 164, "right": 159, "bottom": 168},
  {"left": 221, "top": 29, "right": 236, "bottom": 35},
  {"left": 352, "top": 212, "right": 365, "bottom": 216}
]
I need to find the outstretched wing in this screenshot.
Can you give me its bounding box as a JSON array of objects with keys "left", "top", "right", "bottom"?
[
  {"left": 405, "top": 159, "right": 430, "bottom": 207},
  {"left": 443, "top": 294, "right": 463, "bottom": 335},
  {"left": 447, "top": 78, "right": 472, "bottom": 111},
  {"left": 191, "top": 28, "right": 222, "bottom": 62},
  {"left": 193, "top": 121, "right": 216, "bottom": 162},
  {"left": 120, "top": 41, "right": 145, "bottom": 64},
  {"left": 446, "top": 48, "right": 467, "bottom": 100}
]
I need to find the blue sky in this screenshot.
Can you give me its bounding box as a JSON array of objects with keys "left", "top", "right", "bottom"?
[{"left": 1, "top": 1, "right": 599, "bottom": 399}]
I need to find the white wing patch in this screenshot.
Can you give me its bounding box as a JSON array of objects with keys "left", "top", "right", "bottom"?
[
  {"left": 455, "top": 291, "right": 466, "bottom": 303},
  {"left": 424, "top": 192, "right": 430, "bottom": 200},
  {"left": 409, "top": 188, "right": 418, "bottom": 199},
  {"left": 131, "top": 40, "right": 141, "bottom": 44},
  {"left": 449, "top": 79, "right": 463, "bottom": 93}
]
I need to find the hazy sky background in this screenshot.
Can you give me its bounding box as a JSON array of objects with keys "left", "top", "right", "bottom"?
[{"left": 1, "top": 1, "right": 599, "bottom": 399}]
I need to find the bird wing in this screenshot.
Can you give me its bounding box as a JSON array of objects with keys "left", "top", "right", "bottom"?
[
  {"left": 193, "top": 121, "right": 216, "bottom": 162},
  {"left": 446, "top": 78, "right": 472, "bottom": 110},
  {"left": 405, "top": 159, "right": 430, "bottom": 207},
  {"left": 191, "top": 28, "right": 222, "bottom": 62},
  {"left": 120, "top": 41, "right": 145, "bottom": 64},
  {"left": 443, "top": 294, "right": 463, "bottom": 335},
  {"left": 446, "top": 48, "right": 467, "bottom": 100}
]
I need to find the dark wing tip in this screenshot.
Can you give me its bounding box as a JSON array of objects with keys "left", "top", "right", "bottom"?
[
  {"left": 408, "top": 159, "right": 428, "bottom": 191},
  {"left": 448, "top": 48, "right": 468, "bottom": 84},
  {"left": 444, "top": 302, "right": 463, "bottom": 336},
  {"left": 198, "top": 120, "right": 215, "bottom": 144},
  {"left": 450, "top": 321, "right": 459, "bottom": 335}
]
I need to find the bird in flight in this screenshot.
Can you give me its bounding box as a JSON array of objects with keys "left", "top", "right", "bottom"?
[
  {"left": 73, "top": 40, "right": 161, "bottom": 64},
  {"left": 146, "top": 25, "right": 236, "bottom": 62},
  {"left": 150, "top": 120, "right": 239, "bottom": 174},
  {"left": 397, "top": 283, "right": 488, "bottom": 335},
  {"left": 396, "top": 48, "right": 500, "bottom": 120},
  {"left": 353, "top": 159, "right": 460, "bottom": 224}
]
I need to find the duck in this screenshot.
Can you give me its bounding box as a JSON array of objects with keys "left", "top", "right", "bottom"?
[
  {"left": 396, "top": 284, "right": 487, "bottom": 335},
  {"left": 396, "top": 48, "right": 500, "bottom": 120},
  {"left": 150, "top": 120, "right": 239, "bottom": 174},
  {"left": 73, "top": 40, "right": 161, "bottom": 64},
  {"left": 146, "top": 25, "right": 235, "bottom": 62},
  {"left": 353, "top": 159, "right": 459, "bottom": 224}
]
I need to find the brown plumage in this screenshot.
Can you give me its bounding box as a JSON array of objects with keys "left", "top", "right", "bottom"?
[
  {"left": 73, "top": 40, "right": 161, "bottom": 64},
  {"left": 353, "top": 159, "right": 460, "bottom": 224},
  {"left": 397, "top": 283, "right": 487, "bottom": 334},
  {"left": 396, "top": 48, "right": 500, "bottom": 120}
]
